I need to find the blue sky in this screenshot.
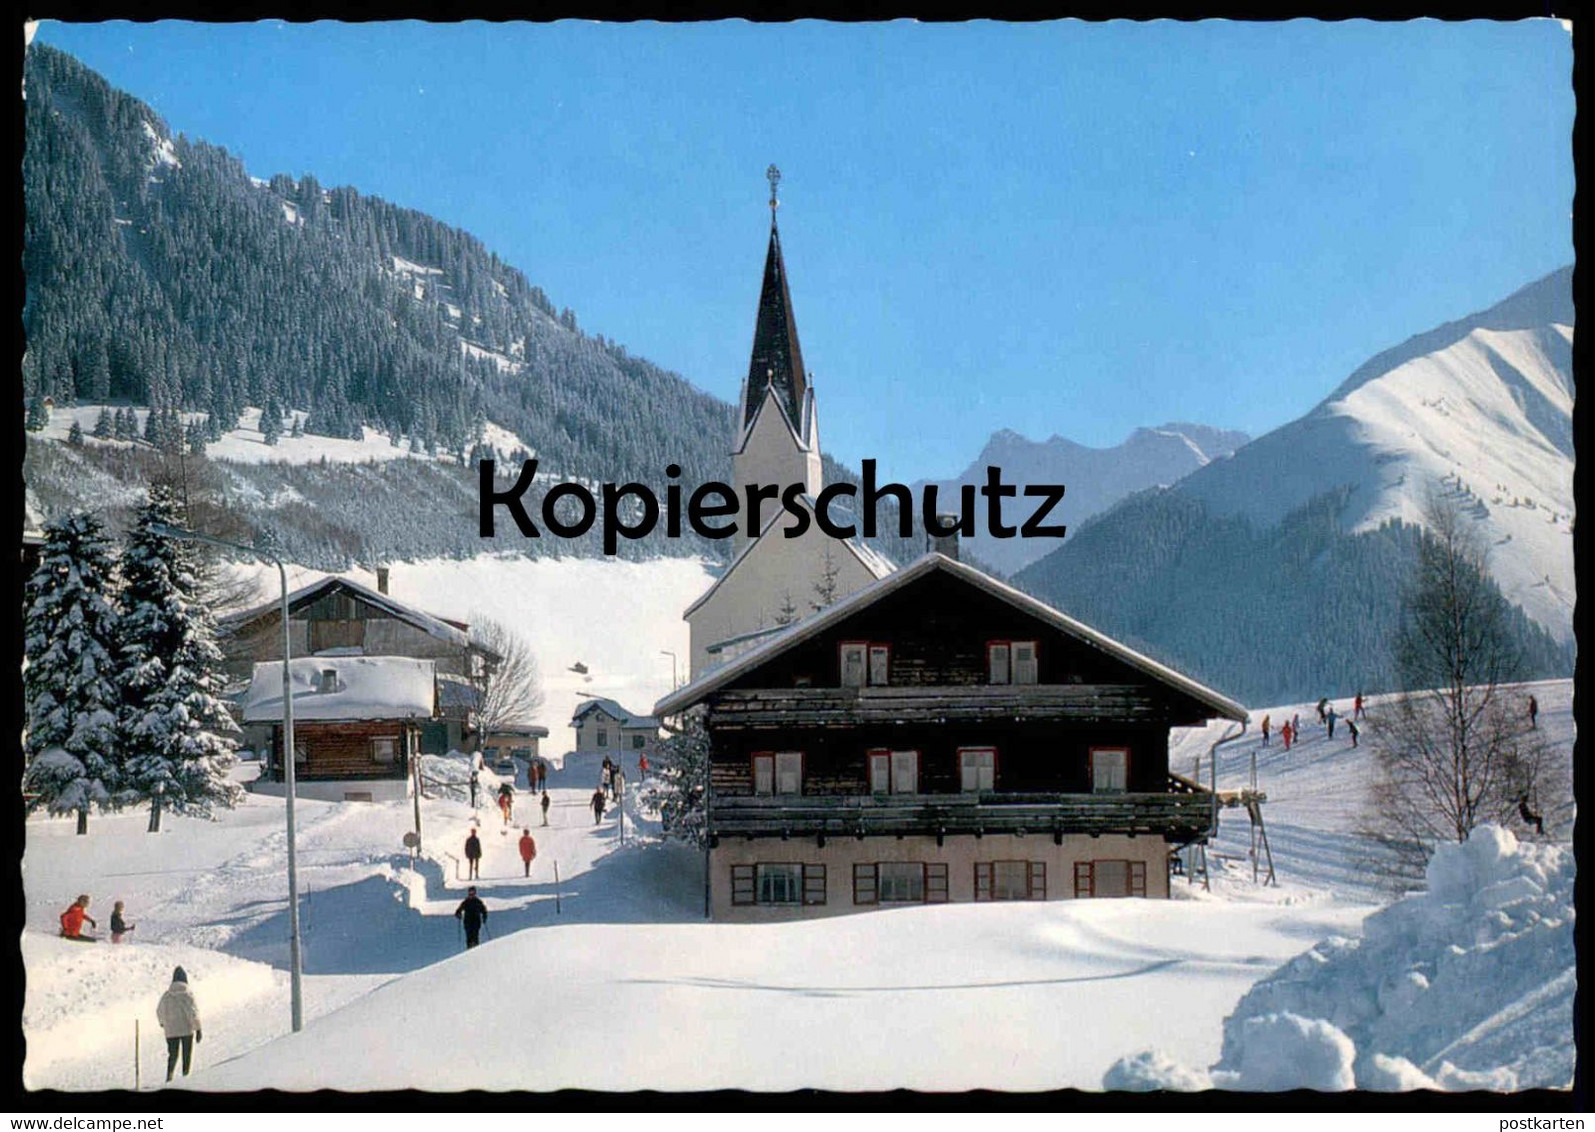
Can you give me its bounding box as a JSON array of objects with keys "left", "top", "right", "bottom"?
[{"left": 34, "top": 20, "right": 1573, "bottom": 482}]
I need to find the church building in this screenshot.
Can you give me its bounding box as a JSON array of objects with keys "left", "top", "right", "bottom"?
[{"left": 684, "top": 168, "right": 894, "bottom": 679}]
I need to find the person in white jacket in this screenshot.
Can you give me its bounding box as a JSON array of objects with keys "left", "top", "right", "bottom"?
[{"left": 156, "top": 966, "right": 202, "bottom": 1081}]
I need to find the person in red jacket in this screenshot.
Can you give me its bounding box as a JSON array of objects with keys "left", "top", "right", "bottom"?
[
  {"left": 517, "top": 829, "right": 537, "bottom": 877},
  {"left": 60, "top": 894, "right": 97, "bottom": 941},
  {"left": 1281, "top": 719, "right": 1294, "bottom": 751}
]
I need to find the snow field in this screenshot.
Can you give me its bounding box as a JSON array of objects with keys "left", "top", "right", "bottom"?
[{"left": 33, "top": 404, "right": 536, "bottom": 470}]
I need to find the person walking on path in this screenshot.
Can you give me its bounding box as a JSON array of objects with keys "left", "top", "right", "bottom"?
[
  {"left": 638, "top": 752, "right": 649, "bottom": 783},
  {"left": 59, "top": 895, "right": 97, "bottom": 941},
  {"left": 1316, "top": 698, "right": 1329, "bottom": 724},
  {"left": 497, "top": 782, "right": 515, "bottom": 826},
  {"left": 1260, "top": 714, "right": 1271, "bottom": 746},
  {"left": 110, "top": 900, "right": 135, "bottom": 943},
  {"left": 469, "top": 768, "right": 479, "bottom": 810},
  {"left": 1346, "top": 718, "right": 1359, "bottom": 748},
  {"left": 1529, "top": 694, "right": 1539, "bottom": 730},
  {"left": 537, "top": 760, "right": 548, "bottom": 792},
  {"left": 1326, "top": 706, "right": 1338, "bottom": 739},
  {"left": 518, "top": 829, "right": 537, "bottom": 877},
  {"left": 1292, "top": 713, "right": 1301, "bottom": 741},
  {"left": 1354, "top": 692, "right": 1365, "bottom": 720},
  {"left": 540, "top": 790, "right": 551, "bottom": 826},
  {"left": 1281, "top": 719, "right": 1294, "bottom": 751},
  {"left": 454, "top": 886, "right": 488, "bottom": 949},
  {"left": 591, "top": 788, "right": 607, "bottom": 825},
  {"left": 464, "top": 829, "right": 482, "bottom": 880},
  {"left": 156, "top": 966, "right": 201, "bottom": 1082}
]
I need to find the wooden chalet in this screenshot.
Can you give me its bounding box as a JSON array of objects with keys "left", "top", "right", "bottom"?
[
  {"left": 221, "top": 571, "right": 498, "bottom": 757},
  {"left": 242, "top": 656, "right": 436, "bottom": 803},
  {"left": 655, "top": 551, "right": 1246, "bottom": 920}
]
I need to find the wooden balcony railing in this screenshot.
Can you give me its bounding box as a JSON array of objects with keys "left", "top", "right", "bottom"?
[
  {"left": 706, "top": 684, "right": 1177, "bottom": 727},
  {"left": 707, "top": 778, "right": 1215, "bottom": 840}
]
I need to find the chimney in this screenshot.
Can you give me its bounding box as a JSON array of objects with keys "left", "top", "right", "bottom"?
[
  {"left": 376, "top": 566, "right": 390, "bottom": 595},
  {"left": 930, "top": 515, "right": 960, "bottom": 561}
]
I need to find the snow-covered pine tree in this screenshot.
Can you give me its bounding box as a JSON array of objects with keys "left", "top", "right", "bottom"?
[
  {"left": 25, "top": 394, "right": 50, "bottom": 431},
  {"left": 117, "top": 486, "right": 243, "bottom": 816},
  {"left": 67, "top": 419, "right": 84, "bottom": 446},
  {"left": 22, "top": 512, "right": 127, "bottom": 824},
  {"left": 641, "top": 710, "right": 710, "bottom": 847},
  {"left": 92, "top": 406, "right": 113, "bottom": 439},
  {"left": 260, "top": 401, "right": 282, "bottom": 446}
]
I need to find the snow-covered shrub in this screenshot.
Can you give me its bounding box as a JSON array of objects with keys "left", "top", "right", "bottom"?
[
  {"left": 1212, "top": 1014, "right": 1356, "bottom": 1091},
  {"left": 1102, "top": 1050, "right": 1212, "bottom": 1092}
]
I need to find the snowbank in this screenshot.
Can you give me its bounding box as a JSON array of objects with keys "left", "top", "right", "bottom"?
[{"left": 1104, "top": 824, "right": 1575, "bottom": 1091}]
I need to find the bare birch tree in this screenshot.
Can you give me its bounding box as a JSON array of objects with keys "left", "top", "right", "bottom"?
[
  {"left": 469, "top": 616, "right": 545, "bottom": 737},
  {"left": 1365, "top": 487, "right": 1553, "bottom": 884}
]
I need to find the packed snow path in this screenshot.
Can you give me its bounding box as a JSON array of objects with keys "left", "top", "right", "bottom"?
[{"left": 22, "top": 753, "right": 690, "bottom": 1090}]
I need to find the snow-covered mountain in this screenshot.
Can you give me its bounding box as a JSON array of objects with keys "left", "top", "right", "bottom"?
[
  {"left": 918, "top": 422, "right": 1250, "bottom": 576},
  {"left": 1179, "top": 266, "right": 1574, "bottom": 643}
]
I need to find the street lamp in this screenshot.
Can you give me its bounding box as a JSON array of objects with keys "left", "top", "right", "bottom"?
[
  {"left": 659, "top": 650, "right": 679, "bottom": 690},
  {"left": 149, "top": 523, "right": 304, "bottom": 1033}
]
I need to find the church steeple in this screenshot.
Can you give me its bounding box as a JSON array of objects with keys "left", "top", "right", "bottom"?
[{"left": 742, "top": 165, "right": 810, "bottom": 438}]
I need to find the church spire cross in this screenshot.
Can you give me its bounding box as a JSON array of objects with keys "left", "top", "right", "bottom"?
[{"left": 767, "top": 164, "right": 781, "bottom": 217}]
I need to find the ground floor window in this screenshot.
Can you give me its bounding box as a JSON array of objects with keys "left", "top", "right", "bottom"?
[
  {"left": 853, "top": 862, "right": 950, "bottom": 905},
  {"left": 1074, "top": 859, "right": 1147, "bottom": 898},
  {"left": 731, "top": 863, "right": 827, "bottom": 906},
  {"left": 974, "top": 860, "right": 1046, "bottom": 901}
]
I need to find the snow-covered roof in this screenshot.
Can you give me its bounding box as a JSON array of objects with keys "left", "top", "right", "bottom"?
[
  {"left": 243, "top": 657, "right": 437, "bottom": 722},
  {"left": 222, "top": 575, "right": 476, "bottom": 652},
  {"left": 657, "top": 553, "right": 1248, "bottom": 722},
  {"left": 570, "top": 698, "right": 659, "bottom": 731},
  {"left": 681, "top": 495, "right": 898, "bottom": 619}
]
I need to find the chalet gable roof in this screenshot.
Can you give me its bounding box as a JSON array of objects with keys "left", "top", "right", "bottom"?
[
  {"left": 223, "top": 575, "right": 476, "bottom": 652},
  {"left": 657, "top": 553, "right": 1247, "bottom": 722}
]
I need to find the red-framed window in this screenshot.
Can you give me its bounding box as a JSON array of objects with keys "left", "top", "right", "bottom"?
[
  {"left": 958, "top": 747, "right": 997, "bottom": 792},
  {"left": 1089, "top": 747, "right": 1131, "bottom": 793},
  {"left": 752, "top": 751, "right": 804, "bottom": 796},
  {"left": 840, "top": 641, "right": 891, "bottom": 688},
  {"left": 974, "top": 860, "right": 1047, "bottom": 901},
  {"left": 1074, "top": 859, "right": 1147, "bottom": 898},
  {"left": 867, "top": 748, "right": 919, "bottom": 794},
  {"left": 853, "top": 862, "right": 950, "bottom": 905},
  {"left": 731, "top": 863, "right": 827, "bottom": 906},
  {"left": 986, "top": 640, "right": 1039, "bottom": 685}
]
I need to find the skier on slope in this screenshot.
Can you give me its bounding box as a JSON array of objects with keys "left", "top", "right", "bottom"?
[
  {"left": 1316, "top": 698, "right": 1329, "bottom": 724},
  {"left": 454, "top": 886, "right": 488, "bottom": 950},
  {"left": 1325, "top": 705, "right": 1338, "bottom": 739},
  {"left": 1517, "top": 793, "right": 1545, "bottom": 836},
  {"left": 464, "top": 829, "right": 482, "bottom": 880},
  {"left": 1353, "top": 692, "right": 1365, "bottom": 720},
  {"left": 518, "top": 829, "right": 537, "bottom": 877}
]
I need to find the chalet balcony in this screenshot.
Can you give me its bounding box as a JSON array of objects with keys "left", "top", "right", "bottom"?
[
  {"left": 707, "top": 779, "right": 1215, "bottom": 841},
  {"left": 705, "top": 684, "right": 1176, "bottom": 727}
]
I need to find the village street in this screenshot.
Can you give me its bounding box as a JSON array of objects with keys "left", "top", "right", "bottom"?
[{"left": 22, "top": 751, "right": 701, "bottom": 1090}]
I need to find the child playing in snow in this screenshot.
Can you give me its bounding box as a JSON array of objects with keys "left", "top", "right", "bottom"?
[{"left": 110, "top": 900, "right": 135, "bottom": 943}]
